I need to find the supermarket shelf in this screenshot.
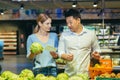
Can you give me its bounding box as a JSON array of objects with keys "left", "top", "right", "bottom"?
[
  {"left": 0, "top": 31, "right": 17, "bottom": 53},
  {"left": 113, "top": 66, "right": 120, "bottom": 71},
  {"left": 113, "top": 66, "right": 120, "bottom": 68},
  {"left": 3, "top": 47, "right": 16, "bottom": 50},
  {"left": 2, "top": 39, "right": 17, "bottom": 42},
  {"left": 0, "top": 32, "right": 16, "bottom": 35},
  {"left": 4, "top": 43, "right": 17, "bottom": 45},
  {"left": 0, "top": 36, "right": 17, "bottom": 38},
  {"left": 3, "top": 52, "right": 16, "bottom": 54},
  {"left": 100, "top": 46, "right": 120, "bottom": 54}
]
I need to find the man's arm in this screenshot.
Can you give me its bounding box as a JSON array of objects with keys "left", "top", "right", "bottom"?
[
  {"left": 91, "top": 31, "right": 101, "bottom": 59},
  {"left": 58, "top": 33, "right": 73, "bottom": 61}
]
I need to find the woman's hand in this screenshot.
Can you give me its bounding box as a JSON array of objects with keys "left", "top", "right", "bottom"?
[
  {"left": 50, "top": 51, "right": 58, "bottom": 59},
  {"left": 91, "top": 51, "right": 100, "bottom": 60},
  {"left": 30, "top": 50, "right": 42, "bottom": 55},
  {"left": 28, "top": 50, "right": 42, "bottom": 60}
]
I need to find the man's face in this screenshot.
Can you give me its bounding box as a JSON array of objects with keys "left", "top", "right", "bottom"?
[{"left": 66, "top": 16, "right": 80, "bottom": 32}]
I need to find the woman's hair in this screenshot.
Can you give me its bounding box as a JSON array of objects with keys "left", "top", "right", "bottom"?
[{"left": 33, "top": 13, "right": 51, "bottom": 33}]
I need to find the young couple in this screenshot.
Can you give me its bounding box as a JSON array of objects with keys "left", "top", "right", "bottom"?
[{"left": 26, "top": 8, "right": 101, "bottom": 77}]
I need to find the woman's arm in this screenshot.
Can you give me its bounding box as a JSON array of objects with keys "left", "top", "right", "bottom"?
[{"left": 26, "top": 35, "right": 35, "bottom": 59}]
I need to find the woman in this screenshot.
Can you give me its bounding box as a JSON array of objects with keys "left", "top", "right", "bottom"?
[{"left": 26, "top": 13, "right": 58, "bottom": 76}]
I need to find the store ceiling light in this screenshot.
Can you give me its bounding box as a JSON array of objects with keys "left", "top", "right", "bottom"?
[
  {"left": 93, "top": 2, "right": 97, "bottom": 7},
  {"left": 20, "top": 4, "right": 24, "bottom": 9},
  {"left": 93, "top": 0, "right": 100, "bottom": 7},
  {"left": 0, "top": 9, "right": 4, "bottom": 15},
  {"left": 72, "top": 1, "right": 77, "bottom": 8}
]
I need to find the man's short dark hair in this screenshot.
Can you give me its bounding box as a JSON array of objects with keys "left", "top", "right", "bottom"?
[{"left": 63, "top": 8, "right": 81, "bottom": 19}]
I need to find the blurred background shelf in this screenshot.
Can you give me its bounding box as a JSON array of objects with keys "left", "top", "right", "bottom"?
[{"left": 0, "top": 31, "right": 17, "bottom": 54}]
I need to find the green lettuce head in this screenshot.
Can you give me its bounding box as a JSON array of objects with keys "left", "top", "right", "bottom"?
[
  {"left": 19, "top": 69, "right": 34, "bottom": 80},
  {"left": 57, "top": 73, "right": 69, "bottom": 80},
  {"left": 30, "top": 42, "right": 43, "bottom": 54}
]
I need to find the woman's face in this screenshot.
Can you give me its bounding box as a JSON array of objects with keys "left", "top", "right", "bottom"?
[{"left": 39, "top": 18, "right": 52, "bottom": 32}]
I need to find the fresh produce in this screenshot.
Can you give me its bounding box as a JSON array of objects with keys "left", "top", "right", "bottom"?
[
  {"left": 110, "top": 73, "right": 116, "bottom": 78},
  {"left": 30, "top": 42, "right": 43, "bottom": 54},
  {"left": 94, "top": 64, "right": 101, "bottom": 68},
  {"left": 1, "top": 71, "right": 19, "bottom": 80},
  {"left": 35, "top": 74, "right": 45, "bottom": 78},
  {"left": 35, "top": 76, "right": 47, "bottom": 80},
  {"left": 0, "top": 69, "right": 90, "bottom": 80},
  {"left": 55, "top": 58, "right": 67, "bottom": 64},
  {"left": 57, "top": 73, "right": 69, "bottom": 80},
  {"left": 35, "top": 74, "right": 47, "bottom": 80},
  {"left": 47, "top": 76, "right": 56, "bottom": 80},
  {"left": 17, "top": 77, "right": 29, "bottom": 80},
  {"left": 19, "top": 69, "right": 34, "bottom": 80},
  {"left": 99, "top": 72, "right": 120, "bottom": 78},
  {"left": 116, "top": 73, "right": 120, "bottom": 78},
  {"left": 69, "top": 75, "right": 83, "bottom": 80},
  {"left": 77, "top": 73, "right": 89, "bottom": 80},
  {"left": 0, "top": 76, "right": 5, "bottom": 80}
]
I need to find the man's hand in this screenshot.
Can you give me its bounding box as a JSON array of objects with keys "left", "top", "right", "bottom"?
[
  {"left": 62, "top": 53, "right": 73, "bottom": 61},
  {"left": 50, "top": 51, "right": 58, "bottom": 59},
  {"left": 91, "top": 51, "right": 100, "bottom": 60}
]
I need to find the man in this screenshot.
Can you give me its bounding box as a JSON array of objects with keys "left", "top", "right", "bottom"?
[{"left": 57, "top": 9, "right": 101, "bottom": 76}]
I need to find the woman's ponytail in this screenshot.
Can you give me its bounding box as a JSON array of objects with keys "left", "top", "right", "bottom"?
[{"left": 33, "top": 25, "right": 40, "bottom": 33}]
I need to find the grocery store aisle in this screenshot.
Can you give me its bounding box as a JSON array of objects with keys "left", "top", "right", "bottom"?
[{"left": 0, "top": 54, "right": 33, "bottom": 74}]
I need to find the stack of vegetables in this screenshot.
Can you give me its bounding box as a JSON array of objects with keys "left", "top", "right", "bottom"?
[
  {"left": 95, "top": 72, "right": 120, "bottom": 80},
  {"left": 0, "top": 69, "right": 89, "bottom": 80},
  {"left": 89, "top": 59, "right": 112, "bottom": 79}
]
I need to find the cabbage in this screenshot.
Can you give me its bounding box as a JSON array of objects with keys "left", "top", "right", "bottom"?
[
  {"left": 17, "top": 77, "right": 29, "bottom": 80},
  {"left": 69, "top": 75, "right": 83, "bottom": 80},
  {"left": 1, "top": 71, "right": 19, "bottom": 80},
  {"left": 57, "top": 73, "right": 69, "bottom": 80},
  {"left": 35, "top": 74, "right": 55, "bottom": 80},
  {"left": 19, "top": 69, "right": 34, "bottom": 80},
  {"left": 77, "top": 73, "right": 89, "bottom": 80},
  {"left": 35, "top": 74, "right": 47, "bottom": 80},
  {"left": 30, "top": 42, "right": 43, "bottom": 54},
  {"left": 56, "top": 58, "right": 67, "bottom": 64},
  {"left": 35, "top": 74, "right": 45, "bottom": 78},
  {"left": 0, "top": 76, "right": 5, "bottom": 80},
  {"left": 47, "top": 76, "right": 56, "bottom": 80},
  {"left": 35, "top": 74, "right": 45, "bottom": 80}
]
